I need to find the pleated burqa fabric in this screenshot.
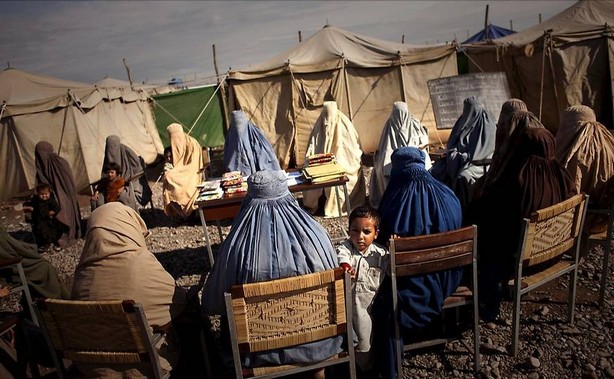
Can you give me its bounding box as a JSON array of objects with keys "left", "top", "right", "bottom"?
[
  {"left": 303, "top": 101, "right": 366, "bottom": 217},
  {"left": 430, "top": 96, "right": 496, "bottom": 209},
  {"left": 466, "top": 127, "right": 575, "bottom": 321},
  {"left": 369, "top": 102, "right": 431, "bottom": 208},
  {"left": 162, "top": 123, "right": 203, "bottom": 219},
  {"left": 556, "top": 105, "right": 614, "bottom": 232},
  {"left": 34, "top": 141, "right": 82, "bottom": 246},
  {"left": 370, "top": 147, "right": 463, "bottom": 379},
  {"left": 101, "top": 135, "right": 152, "bottom": 208},
  {"left": 0, "top": 227, "right": 69, "bottom": 299},
  {"left": 223, "top": 110, "right": 281, "bottom": 176},
  {"left": 72, "top": 202, "right": 184, "bottom": 328},
  {"left": 202, "top": 170, "right": 342, "bottom": 367}
]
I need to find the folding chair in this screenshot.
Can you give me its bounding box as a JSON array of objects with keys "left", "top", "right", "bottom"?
[
  {"left": 509, "top": 193, "right": 588, "bottom": 356},
  {"left": 34, "top": 299, "right": 170, "bottom": 379},
  {"left": 389, "top": 225, "right": 480, "bottom": 378},
  {"left": 225, "top": 268, "right": 356, "bottom": 379}
]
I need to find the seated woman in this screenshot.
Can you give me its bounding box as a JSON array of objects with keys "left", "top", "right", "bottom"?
[
  {"left": 34, "top": 141, "right": 83, "bottom": 247},
  {"left": 203, "top": 170, "right": 341, "bottom": 376},
  {"left": 162, "top": 123, "right": 204, "bottom": 221},
  {"left": 369, "top": 101, "right": 431, "bottom": 208},
  {"left": 370, "top": 147, "right": 463, "bottom": 379},
  {"left": 303, "top": 101, "right": 366, "bottom": 217},
  {"left": 555, "top": 105, "right": 614, "bottom": 234},
  {"left": 223, "top": 110, "right": 281, "bottom": 176},
  {"left": 466, "top": 123, "right": 576, "bottom": 322},
  {"left": 100, "top": 135, "right": 152, "bottom": 210},
  {"left": 430, "top": 96, "right": 496, "bottom": 210},
  {"left": 72, "top": 202, "right": 198, "bottom": 377}
]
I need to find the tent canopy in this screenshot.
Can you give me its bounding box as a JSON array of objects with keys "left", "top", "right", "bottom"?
[
  {"left": 228, "top": 26, "right": 458, "bottom": 167},
  {"left": 463, "top": 24, "right": 515, "bottom": 43},
  {"left": 0, "top": 69, "right": 164, "bottom": 201},
  {"left": 461, "top": 0, "right": 614, "bottom": 130}
]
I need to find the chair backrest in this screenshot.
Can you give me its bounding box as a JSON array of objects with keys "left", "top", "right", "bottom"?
[
  {"left": 34, "top": 299, "right": 165, "bottom": 378},
  {"left": 390, "top": 225, "right": 477, "bottom": 277},
  {"left": 518, "top": 193, "right": 588, "bottom": 267},
  {"left": 225, "top": 268, "right": 350, "bottom": 354}
]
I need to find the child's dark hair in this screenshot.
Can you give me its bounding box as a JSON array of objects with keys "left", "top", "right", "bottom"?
[
  {"left": 35, "top": 183, "right": 52, "bottom": 194},
  {"left": 103, "top": 162, "right": 122, "bottom": 174},
  {"left": 349, "top": 205, "right": 380, "bottom": 230},
  {"left": 164, "top": 146, "right": 172, "bottom": 156}
]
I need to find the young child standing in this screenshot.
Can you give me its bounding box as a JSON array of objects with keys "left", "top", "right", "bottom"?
[
  {"left": 337, "top": 205, "right": 389, "bottom": 371},
  {"left": 91, "top": 162, "right": 127, "bottom": 211},
  {"left": 23, "top": 183, "right": 68, "bottom": 251}
]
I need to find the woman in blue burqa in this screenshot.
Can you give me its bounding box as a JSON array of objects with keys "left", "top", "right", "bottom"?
[
  {"left": 430, "top": 96, "right": 496, "bottom": 210},
  {"left": 369, "top": 101, "right": 431, "bottom": 208},
  {"left": 202, "top": 170, "right": 341, "bottom": 376},
  {"left": 370, "top": 147, "right": 463, "bottom": 379},
  {"left": 223, "top": 110, "right": 281, "bottom": 176}
]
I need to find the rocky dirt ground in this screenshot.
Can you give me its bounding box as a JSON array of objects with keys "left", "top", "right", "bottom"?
[{"left": 0, "top": 163, "right": 612, "bottom": 379}]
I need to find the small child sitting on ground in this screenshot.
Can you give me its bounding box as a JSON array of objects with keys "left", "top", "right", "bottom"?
[
  {"left": 91, "top": 162, "right": 127, "bottom": 211},
  {"left": 23, "top": 183, "right": 68, "bottom": 251},
  {"left": 337, "top": 205, "right": 389, "bottom": 371}
]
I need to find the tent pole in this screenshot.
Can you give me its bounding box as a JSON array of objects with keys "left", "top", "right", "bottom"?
[
  {"left": 398, "top": 56, "right": 408, "bottom": 103},
  {"left": 538, "top": 32, "right": 548, "bottom": 121},
  {"left": 484, "top": 4, "right": 489, "bottom": 40},
  {"left": 57, "top": 91, "right": 70, "bottom": 155},
  {"left": 0, "top": 102, "right": 6, "bottom": 120},
  {"left": 546, "top": 34, "right": 562, "bottom": 124},
  {"left": 212, "top": 44, "right": 230, "bottom": 135},
  {"left": 342, "top": 56, "right": 354, "bottom": 121}
]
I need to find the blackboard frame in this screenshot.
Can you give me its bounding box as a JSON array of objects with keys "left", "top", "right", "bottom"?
[{"left": 428, "top": 72, "right": 511, "bottom": 130}]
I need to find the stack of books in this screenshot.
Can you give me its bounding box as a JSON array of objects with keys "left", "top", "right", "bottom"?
[
  {"left": 221, "top": 171, "right": 248, "bottom": 194},
  {"left": 305, "top": 153, "right": 335, "bottom": 166},
  {"left": 196, "top": 179, "right": 223, "bottom": 201},
  {"left": 302, "top": 154, "right": 346, "bottom": 184}
]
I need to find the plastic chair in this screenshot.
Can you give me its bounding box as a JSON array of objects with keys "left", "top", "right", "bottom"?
[
  {"left": 225, "top": 268, "right": 356, "bottom": 379},
  {"left": 389, "top": 225, "right": 480, "bottom": 378}
]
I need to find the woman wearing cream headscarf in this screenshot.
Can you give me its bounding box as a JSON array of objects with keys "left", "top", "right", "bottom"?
[
  {"left": 303, "top": 101, "right": 366, "bottom": 217},
  {"left": 162, "top": 123, "right": 204, "bottom": 220},
  {"left": 556, "top": 105, "right": 614, "bottom": 233}
]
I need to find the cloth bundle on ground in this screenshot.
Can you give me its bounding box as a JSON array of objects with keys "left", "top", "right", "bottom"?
[
  {"left": 369, "top": 102, "right": 431, "bottom": 208},
  {"left": 0, "top": 227, "right": 69, "bottom": 300},
  {"left": 203, "top": 169, "right": 342, "bottom": 368},
  {"left": 162, "top": 123, "right": 204, "bottom": 220},
  {"left": 466, "top": 120, "right": 576, "bottom": 322},
  {"left": 93, "top": 135, "right": 152, "bottom": 210},
  {"left": 303, "top": 101, "right": 366, "bottom": 217},
  {"left": 556, "top": 105, "right": 614, "bottom": 233},
  {"left": 34, "top": 141, "right": 82, "bottom": 247},
  {"left": 430, "top": 96, "right": 496, "bottom": 210},
  {"left": 223, "top": 110, "right": 281, "bottom": 176},
  {"left": 370, "top": 147, "right": 463, "bottom": 379}
]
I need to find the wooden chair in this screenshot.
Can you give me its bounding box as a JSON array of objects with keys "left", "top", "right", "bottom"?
[
  {"left": 509, "top": 193, "right": 588, "bottom": 356},
  {"left": 389, "top": 225, "right": 480, "bottom": 378},
  {"left": 225, "top": 268, "right": 356, "bottom": 379},
  {"left": 585, "top": 204, "right": 613, "bottom": 307},
  {"left": 33, "top": 299, "right": 169, "bottom": 379}
]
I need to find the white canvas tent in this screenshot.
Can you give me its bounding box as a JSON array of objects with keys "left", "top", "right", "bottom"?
[
  {"left": 227, "top": 26, "right": 458, "bottom": 167},
  {"left": 461, "top": 0, "right": 614, "bottom": 131},
  {"left": 0, "top": 69, "right": 164, "bottom": 201}
]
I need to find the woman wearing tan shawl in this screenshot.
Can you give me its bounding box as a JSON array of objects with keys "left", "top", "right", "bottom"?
[
  {"left": 72, "top": 202, "right": 189, "bottom": 376},
  {"left": 556, "top": 105, "right": 614, "bottom": 233},
  {"left": 162, "top": 123, "right": 204, "bottom": 220},
  {"left": 303, "top": 101, "right": 366, "bottom": 217}
]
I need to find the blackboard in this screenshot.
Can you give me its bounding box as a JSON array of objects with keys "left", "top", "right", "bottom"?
[{"left": 427, "top": 72, "right": 511, "bottom": 130}]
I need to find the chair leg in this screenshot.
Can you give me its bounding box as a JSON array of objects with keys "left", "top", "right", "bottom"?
[
  {"left": 473, "top": 302, "right": 480, "bottom": 373},
  {"left": 599, "top": 224, "right": 612, "bottom": 307},
  {"left": 511, "top": 286, "right": 522, "bottom": 357},
  {"left": 568, "top": 269, "right": 578, "bottom": 324}
]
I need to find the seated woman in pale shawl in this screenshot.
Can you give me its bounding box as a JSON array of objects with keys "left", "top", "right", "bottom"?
[
  {"left": 91, "top": 135, "right": 152, "bottom": 211},
  {"left": 303, "top": 101, "right": 366, "bottom": 217},
  {"left": 72, "top": 202, "right": 190, "bottom": 376},
  {"left": 34, "top": 141, "right": 83, "bottom": 247},
  {"left": 162, "top": 123, "right": 204, "bottom": 220},
  {"left": 430, "top": 96, "right": 496, "bottom": 210},
  {"left": 369, "top": 101, "right": 430, "bottom": 208},
  {"left": 223, "top": 110, "right": 281, "bottom": 176},
  {"left": 556, "top": 105, "right": 614, "bottom": 234},
  {"left": 203, "top": 170, "right": 342, "bottom": 374}
]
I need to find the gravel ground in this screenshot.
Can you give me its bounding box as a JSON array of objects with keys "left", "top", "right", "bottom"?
[{"left": 0, "top": 165, "right": 612, "bottom": 379}]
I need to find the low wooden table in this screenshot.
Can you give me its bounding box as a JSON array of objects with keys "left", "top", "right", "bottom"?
[{"left": 196, "top": 176, "right": 351, "bottom": 265}]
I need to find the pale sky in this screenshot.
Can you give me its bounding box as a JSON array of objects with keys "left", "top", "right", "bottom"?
[{"left": 1, "top": 1, "right": 576, "bottom": 87}]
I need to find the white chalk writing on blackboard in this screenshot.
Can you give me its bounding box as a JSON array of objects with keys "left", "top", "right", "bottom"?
[{"left": 428, "top": 72, "right": 511, "bottom": 130}]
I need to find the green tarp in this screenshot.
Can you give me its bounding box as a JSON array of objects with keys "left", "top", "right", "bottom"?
[{"left": 151, "top": 86, "right": 225, "bottom": 148}]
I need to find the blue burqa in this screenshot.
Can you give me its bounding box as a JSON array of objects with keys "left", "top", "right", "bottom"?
[
  {"left": 223, "top": 111, "right": 281, "bottom": 176},
  {"left": 372, "top": 147, "right": 463, "bottom": 379},
  {"left": 202, "top": 169, "right": 341, "bottom": 367}
]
